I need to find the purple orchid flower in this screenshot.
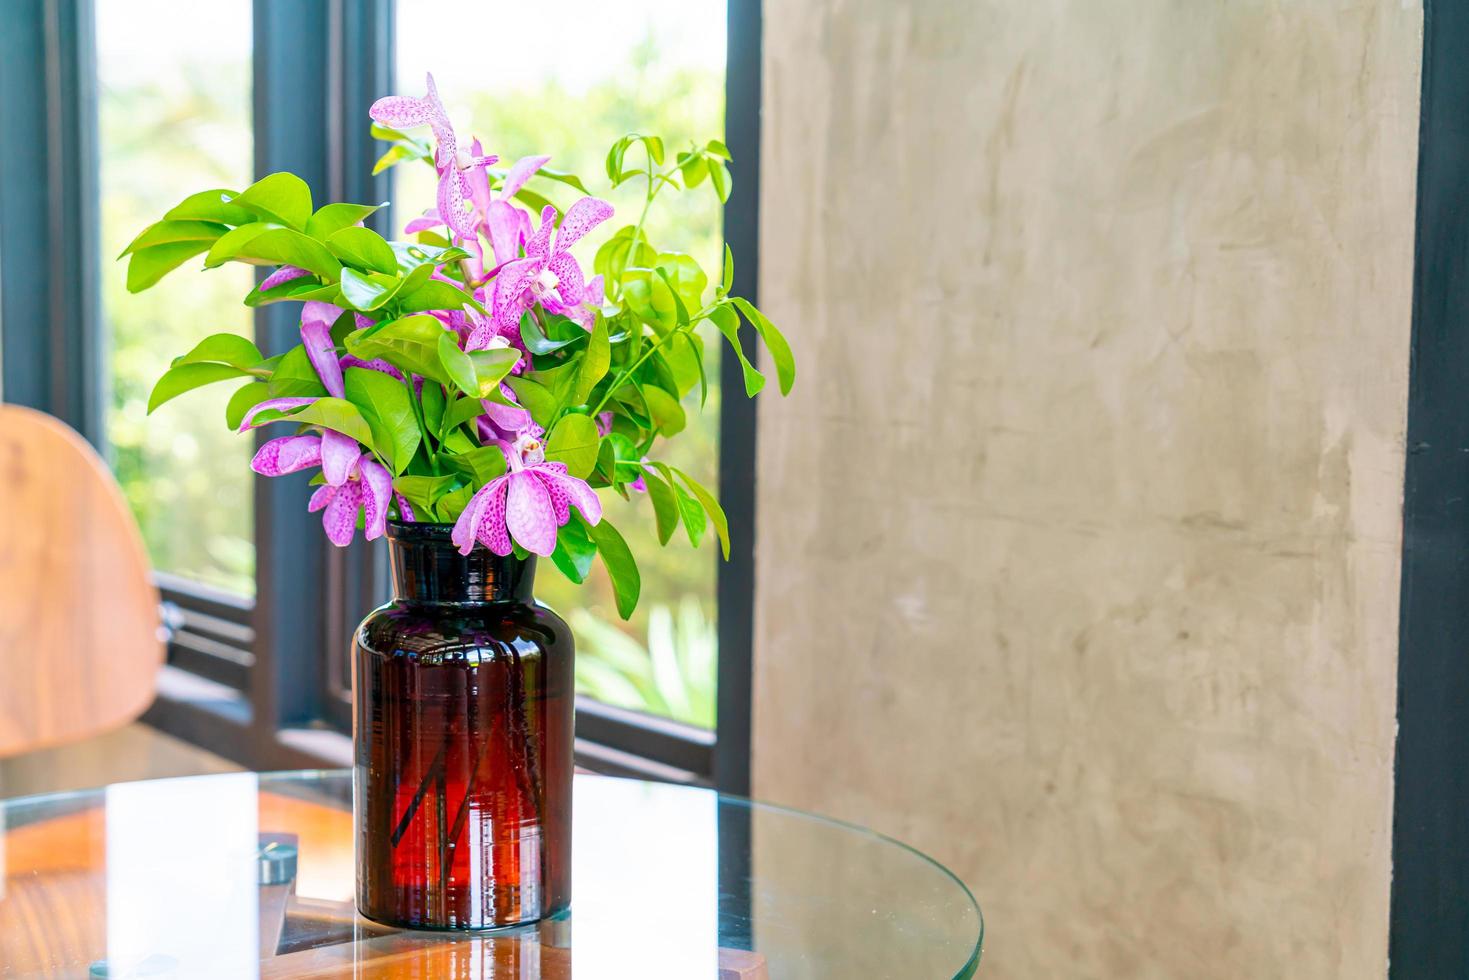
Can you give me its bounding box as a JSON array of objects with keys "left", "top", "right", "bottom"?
[
  {"left": 483, "top": 154, "right": 550, "bottom": 266},
  {"left": 308, "top": 456, "right": 394, "bottom": 546},
  {"left": 451, "top": 432, "right": 602, "bottom": 557},
  {"left": 369, "top": 74, "right": 496, "bottom": 241},
  {"left": 247, "top": 434, "right": 392, "bottom": 546},
  {"left": 239, "top": 301, "right": 366, "bottom": 485},
  {"left": 492, "top": 199, "right": 613, "bottom": 332}
]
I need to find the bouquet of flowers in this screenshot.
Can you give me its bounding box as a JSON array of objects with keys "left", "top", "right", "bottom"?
[{"left": 122, "top": 74, "right": 793, "bottom": 618}]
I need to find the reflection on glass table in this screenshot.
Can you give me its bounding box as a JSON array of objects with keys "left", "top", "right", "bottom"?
[{"left": 0, "top": 772, "right": 981, "bottom": 978}]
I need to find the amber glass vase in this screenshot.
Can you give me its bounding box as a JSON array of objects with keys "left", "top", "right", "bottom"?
[{"left": 353, "top": 521, "right": 575, "bottom": 930}]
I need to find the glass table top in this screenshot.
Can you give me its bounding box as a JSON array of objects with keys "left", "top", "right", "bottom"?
[{"left": 0, "top": 771, "right": 982, "bottom": 978}]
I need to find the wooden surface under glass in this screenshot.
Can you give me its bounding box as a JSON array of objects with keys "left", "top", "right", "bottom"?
[{"left": 0, "top": 771, "right": 981, "bottom": 978}]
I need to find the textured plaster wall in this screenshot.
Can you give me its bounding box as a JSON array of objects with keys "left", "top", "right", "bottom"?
[{"left": 751, "top": 2, "right": 1422, "bottom": 977}]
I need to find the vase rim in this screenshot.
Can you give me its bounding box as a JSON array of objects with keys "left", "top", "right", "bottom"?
[{"left": 385, "top": 519, "right": 456, "bottom": 542}]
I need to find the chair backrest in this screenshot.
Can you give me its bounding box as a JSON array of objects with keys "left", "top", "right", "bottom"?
[{"left": 0, "top": 405, "right": 163, "bottom": 757}]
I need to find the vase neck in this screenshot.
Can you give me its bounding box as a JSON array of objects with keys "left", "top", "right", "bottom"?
[{"left": 386, "top": 522, "right": 535, "bottom": 605}]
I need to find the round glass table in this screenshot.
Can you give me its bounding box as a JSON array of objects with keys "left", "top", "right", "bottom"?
[{"left": 0, "top": 771, "right": 981, "bottom": 978}]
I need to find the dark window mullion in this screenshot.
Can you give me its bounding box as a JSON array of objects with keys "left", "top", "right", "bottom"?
[{"left": 250, "top": 0, "right": 332, "bottom": 736}]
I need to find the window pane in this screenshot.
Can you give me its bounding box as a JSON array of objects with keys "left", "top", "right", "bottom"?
[
  {"left": 96, "top": 2, "right": 255, "bottom": 596},
  {"left": 395, "top": 0, "right": 726, "bottom": 727}
]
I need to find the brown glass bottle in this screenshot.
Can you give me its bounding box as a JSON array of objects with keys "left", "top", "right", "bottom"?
[{"left": 353, "top": 521, "right": 574, "bottom": 930}]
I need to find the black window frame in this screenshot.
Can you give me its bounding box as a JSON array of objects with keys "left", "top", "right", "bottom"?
[{"left": 1, "top": 0, "right": 762, "bottom": 790}]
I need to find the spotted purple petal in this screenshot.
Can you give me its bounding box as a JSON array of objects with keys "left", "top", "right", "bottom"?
[
  {"left": 250, "top": 435, "right": 322, "bottom": 477},
  {"left": 394, "top": 493, "right": 416, "bottom": 522},
  {"left": 320, "top": 429, "right": 362, "bottom": 487},
  {"left": 260, "top": 265, "right": 310, "bottom": 292},
  {"left": 339, "top": 355, "right": 404, "bottom": 381},
  {"left": 321, "top": 480, "right": 363, "bottom": 547},
  {"left": 403, "top": 209, "right": 445, "bottom": 235},
  {"left": 553, "top": 197, "right": 614, "bottom": 255},
  {"left": 525, "top": 205, "right": 557, "bottom": 259},
  {"left": 452, "top": 475, "right": 509, "bottom": 555},
  {"left": 492, "top": 257, "right": 539, "bottom": 331},
  {"left": 537, "top": 463, "right": 603, "bottom": 526},
  {"left": 300, "top": 316, "right": 344, "bottom": 399},
  {"left": 307, "top": 483, "right": 336, "bottom": 513},
  {"left": 500, "top": 155, "right": 552, "bottom": 202},
  {"left": 238, "top": 396, "right": 316, "bottom": 432},
  {"left": 505, "top": 469, "right": 557, "bottom": 556},
  {"left": 360, "top": 459, "right": 392, "bottom": 541}
]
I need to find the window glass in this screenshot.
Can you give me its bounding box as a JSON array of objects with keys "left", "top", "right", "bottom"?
[
  {"left": 96, "top": 1, "right": 256, "bottom": 595},
  {"left": 396, "top": 0, "right": 727, "bottom": 727}
]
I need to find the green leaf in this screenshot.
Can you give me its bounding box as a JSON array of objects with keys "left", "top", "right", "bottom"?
[
  {"left": 573, "top": 315, "right": 611, "bottom": 404},
  {"left": 279, "top": 397, "right": 375, "bottom": 446},
  {"left": 173, "top": 333, "right": 263, "bottom": 370},
  {"left": 244, "top": 277, "right": 339, "bottom": 307},
  {"left": 520, "top": 312, "right": 585, "bottom": 355},
  {"left": 658, "top": 332, "right": 705, "bottom": 400},
  {"left": 338, "top": 267, "right": 397, "bottom": 311},
  {"left": 225, "top": 382, "right": 272, "bottom": 430},
  {"left": 641, "top": 385, "right": 686, "bottom": 436},
  {"left": 672, "top": 466, "right": 729, "bottom": 559},
  {"left": 440, "top": 445, "right": 508, "bottom": 484},
  {"left": 544, "top": 413, "right": 599, "bottom": 479},
  {"left": 646, "top": 460, "right": 706, "bottom": 548},
  {"left": 440, "top": 393, "right": 488, "bottom": 435},
  {"left": 120, "top": 220, "right": 229, "bottom": 257},
  {"left": 326, "top": 226, "right": 397, "bottom": 275},
  {"left": 436, "top": 485, "right": 475, "bottom": 522},
  {"left": 710, "top": 303, "right": 765, "bottom": 396},
  {"left": 346, "top": 316, "right": 450, "bottom": 383},
  {"left": 595, "top": 225, "right": 656, "bottom": 286},
  {"left": 148, "top": 362, "right": 250, "bottom": 413},
  {"left": 550, "top": 515, "right": 598, "bottom": 584},
  {"left": 677, "top": 151, "right": 709, "bottom": 188},
  {"left": 588, "top": 518, "right": 641, "bottom": 619},
  {"left": 469, "top": 348, "right": 522, "bottom": 394},
  {"left": 705, "top": 139, "right": 732, "bottom": 160},
  {"left": 163, "top": 188, "right": 253, "bottom": 225},
  {"left": 205, "top": 222, "right": 280, "bottom": 267},
  {"left": 126, "top": 241, "right": 212, "bottom": 292},
  {"left": 306, "top": 202, "right": 383, "bottom": 239},
  {"left": 640, "top": 465, "right": 681, "bottom": 546},
  {"left": 622, "top": 268, "right": 677, "bottom": 333},
  {"left": 393, "top": 474, "right": 456, "bottom": 516},
  {"left": 654, "top": 267, "right": 693, "bottom": 327},
  {"left": 438, "top": 333, "right": 480, "bottom": 397},
  {"left": 230, "top": 172, "right": 312, "bottom": 230},
  {"left": 731, "top": 297, "right": 795, "bottom": 396},
  {"left": 707, "top": 161, "right": 732, "bottom": 204},
  {"left": 504, "top": 376, "right": 556, "bottom": 428},
  {"left": 343, "top": 368, "right": 420, "bottom": 474},
  {"left": 267, "top": 345, "right": 329, "bottom": 398},
  {"left": 721, "top": 243, "right": 734, "bottom": 295},
  {"left": 397, "top": 277, "right": 487, "bottom": 317},
  {"left": 420, "top": 381, "right": 446, "bottom": 435},
  {"left": 513, "top": 185, "right": 561, "bottom": 218},
  {"left": 229, "top": 228, "right": 341, "bottom": 280},
  {"left": 530, "top": 166, "right": 591, "bottom": 195}
]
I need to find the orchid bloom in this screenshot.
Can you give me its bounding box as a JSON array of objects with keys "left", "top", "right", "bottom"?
[
  {"left": 483, "top": 154, "right": 550, "bottom": 267},
  {"left": 240, "top": 301, "right": 367, "bottom": 486},
  {"left": 369, "top": 73, "right": 496, "bottom": 241},
  {"left": 247, "top": 434, "right": 393, "bottom": 546},
  {"left": 308, "top": 456, "right": 394, "bottom": 547},
  {"left": 492, "top": 199, "right": 612, "bottom": 331},
  {"left": 451, "top": 432, "right": 602, "bottom": 557}
]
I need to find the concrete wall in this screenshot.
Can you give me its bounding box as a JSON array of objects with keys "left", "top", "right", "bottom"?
[{"left": 751, "top": 2, "right": 1422, "bottom": 977}]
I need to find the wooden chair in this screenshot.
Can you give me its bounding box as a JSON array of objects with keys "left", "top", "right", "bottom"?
[{"left": 0, "top": 404, "right": 163, "bottom": 757}]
